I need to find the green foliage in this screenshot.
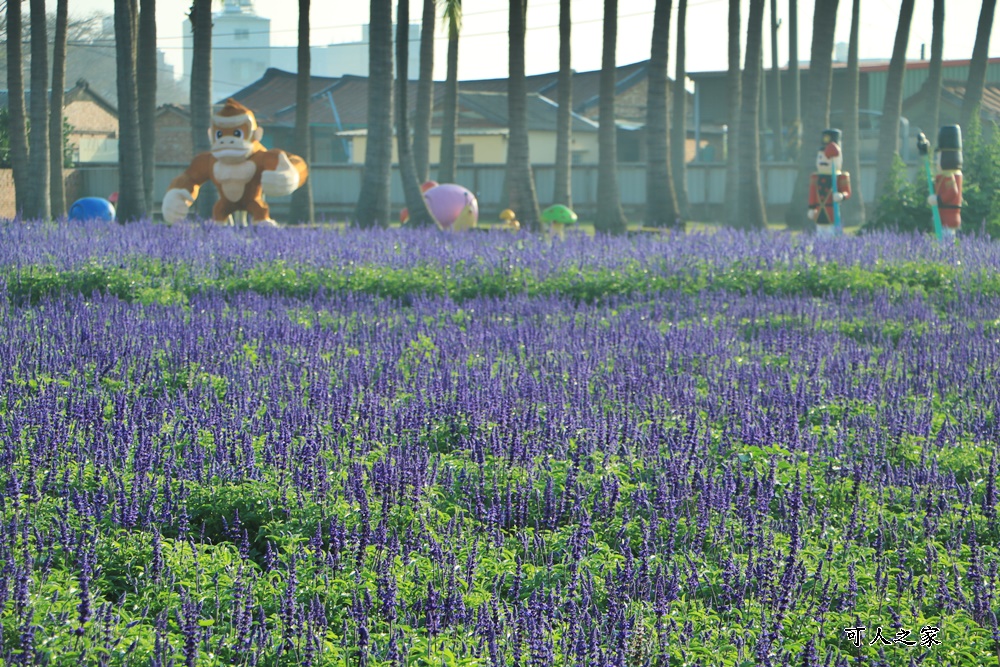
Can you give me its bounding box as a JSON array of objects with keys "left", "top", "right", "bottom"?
[
  {"left": 959, "top": 117, "right": 1000, "bottom": 237},
  {"left": 7, "top": 256, "right": 999, "bottom": 307},
  {"left": 866, "top": 154, "right": 930, "bottom": 233},
  {"left": 0, "top": 107, "right": 76, "bottom": 168},
  {"left": 866, "top": 118, "right": 1000, "bottom": 237}
]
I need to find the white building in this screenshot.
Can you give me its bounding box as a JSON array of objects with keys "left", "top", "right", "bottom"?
[
  {"left": 183, "top": 0, "right": 271, "bottom": 102},
  {"left": 182, "top": 0, "right": 422, "bottom": 104},
  {"left": 269, "top": 24, "right": 421, "bottom": 80}
]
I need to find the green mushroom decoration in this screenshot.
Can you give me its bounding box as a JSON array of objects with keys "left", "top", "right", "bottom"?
[{"left": 542, "top": 204, "right": 578, "bottom": 240}]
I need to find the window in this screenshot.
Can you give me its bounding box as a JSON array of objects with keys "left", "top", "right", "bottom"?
[
  {"left": 456, "top": 143, "right": 475, "bottom": 164},
  {"left": 234, "top": 28, "right": 250, "bottom": 40}
]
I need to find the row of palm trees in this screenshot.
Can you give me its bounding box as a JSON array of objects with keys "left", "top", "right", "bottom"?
[
  {"left": 5, "top": 0, "right": 997, "bottom": 230},
  {"left": 346, "top": 0, "right": 683, "bottom": 233}
]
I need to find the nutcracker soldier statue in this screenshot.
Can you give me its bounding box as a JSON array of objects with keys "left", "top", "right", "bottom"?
[
  {"left": 807, "top": 129, "right": 852, "bottom": 236},
  {"left": 925, "top": 125, "right": 963, "bottom": 241}
]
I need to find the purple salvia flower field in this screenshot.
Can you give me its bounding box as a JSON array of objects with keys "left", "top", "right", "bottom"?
[{"left": 1, "top": 221, "right": 1000, "bottom": 664}]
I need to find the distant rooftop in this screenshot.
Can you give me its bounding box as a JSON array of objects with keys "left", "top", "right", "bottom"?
[{"left": 689, "top": 56, "right": 1000, "bottom": 78}]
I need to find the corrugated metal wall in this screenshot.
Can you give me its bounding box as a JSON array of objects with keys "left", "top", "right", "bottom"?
[{"left": 866, "top": 62, "right": 1000, "bottom": 113}]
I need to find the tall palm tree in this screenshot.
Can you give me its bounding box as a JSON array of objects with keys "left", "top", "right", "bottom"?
[
  {"left": 670, "top": 0, "right": 689, "bottom": 216},
  {"left": 595, "top": 0, "right": 627, "bottom": 234},
  {"left": 5, "top": 0, "right": 28, "bottom": 216},
  {"left": 49, "top": 0, "right": 69, "bottom": 218},
  {"left": 843, "top": 0, "right": 865, "bottom": 227},
  {"left": 961, "top": 0, "right": 996, "bottom": 130},
  {"left": 110, "top": 0, "right": 145, "bottom": 222},
  {"left": 552, "top": 0, "right": 572, "bottom": 208},
  {"left": 28, "top": 0, "right": 50, "bottom": 220},
  {"left": 354, "top": 0, "right": 393, "bottom": 228},
  {"left": 137, "top": 0, "right": 157, "bottom": 213},
  {"left": 784, "top": 0, "right": 839, "bottom": 229},
  {"left": 724, "top": 0, "right": 741, "bottom": 226},
  {"left": 873, "top": 0, "right": 915, "bottom": 202},
  {"left": 737, "top": 0, "right": 767, "bottom": 230},
  {"left": 189, "top": 0, "right": 214, "bottom": 220},
  {"left": 645, "top": 0, "right": 679, "bottom": 227},
  {"left": 115, "top": 0, "right": 145, "bottom": 222},
  {"left": 290, "top": 0, "right": 315, "bottom": 224},
  {"left": 437, "top": 0, "right": 461, "bottom": 184},
  {"left": 412, "top": 0, "right": 436, "bottom": 182},
  {"left": 506, "top": 0, "right": 541, "bottom": 230},
  {"left": 921, "top": 0, "right": 944, "bottom": 134},
  {"left": 787, "top": 0, "right": 801, "bottom": 161},
  {"left": 396, "top": 0, "right": 435, "bottom": 226},
  {"left": 768, "top": 0, "right": 783, "bottom": 161}
]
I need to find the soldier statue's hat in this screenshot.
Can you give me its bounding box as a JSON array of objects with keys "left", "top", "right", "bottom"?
[
  {"left": 821, "top": 128, "right": 842, "bottom": 145},
  {"left": 938, "top": 125, "right": 961, "bottom": 151},
  {"left": 938, "top": 125, "right": 962, "bottom": 170}
]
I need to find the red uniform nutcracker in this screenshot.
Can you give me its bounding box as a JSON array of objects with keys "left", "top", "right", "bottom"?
[
  {"left": 926, "top": 125, "right": 962, "bottom": 241},
  {"left": 808, "top": 129, "right": 851, "bottom": 236}
]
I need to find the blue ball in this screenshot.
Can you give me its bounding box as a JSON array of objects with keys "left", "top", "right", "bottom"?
[{"left": 69, "top": 197, "right": 116, "bottom": 222}]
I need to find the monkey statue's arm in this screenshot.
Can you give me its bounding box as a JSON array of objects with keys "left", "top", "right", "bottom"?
[
  {"left": 162, "top": 153, "right": 214, "bottom": 223},
  {"left": 259, "top": 151, "right": 309, "bottom": 198}
]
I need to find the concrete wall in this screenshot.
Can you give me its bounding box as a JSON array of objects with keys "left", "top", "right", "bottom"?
[
  {"left": 70, "top": 160, "right": 917, "bottom": 224},
  {"left": 0, "top": 169, "right": 87, "bottom": 218}
]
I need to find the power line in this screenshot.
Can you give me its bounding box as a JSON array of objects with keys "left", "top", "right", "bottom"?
[
  {"left": 52, "top": 38, "right": 252, "bottom": 92},
  {"left": 73, "top": 7, "right": 661, "bottom": 51},
  {"left": 150, "top": 1, "right": 565, "bottom": 42}
]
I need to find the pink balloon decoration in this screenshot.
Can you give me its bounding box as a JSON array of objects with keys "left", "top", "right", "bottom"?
[{"left": 423, "top": 184, "right": 479, "bottom": 231}]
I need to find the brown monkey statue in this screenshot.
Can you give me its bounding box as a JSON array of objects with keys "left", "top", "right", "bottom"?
[{"left": 162, "top": 98, "right": 308, "bottom": 225}]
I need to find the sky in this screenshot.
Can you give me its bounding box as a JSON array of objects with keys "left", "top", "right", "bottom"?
[{"left": 72, "top": 0, "right": 1000, "bottom": 82}]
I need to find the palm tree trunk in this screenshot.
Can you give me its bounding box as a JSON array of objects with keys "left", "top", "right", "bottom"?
[
  {"left": 922, "top": 0, "right": 944, "bottom": 134},
  {"left": 553, "top": 0, "right": 572, "bottom": 208},
  {"left": 670, "top": 0, "right": 689, "bottom": 216},
  {"left": 438, "top": 1, "right": 461, "bottom": 184},
  {"left": 961, "top": 0, "right": 997, "bottom": 130},
  {"left": 873, "top": 0, "right": 915, "bottom": 202},
  {"left": 787, "top": 0, "right": 801, "bottom": 161},
  {"left": 412, "top": 0, "right": 436, "bottom": 182},
  {"left": 769, "top": 0, "right": 783, "bottom": 161},
  {"left": 595, "top": 0, "right": 627, "bottom": 234},
  {"left": 724, "top": 0, "right": 741, "bottom": 226},
  {"left": 645, "top": 0, "right": 679, "bottom": 228},
  {"left": 290, "top": 0, "right": 315, "bottom": 224},
  {"left": 737, "top": 0, "right": 767, "bottom": 230},
  {"left": 49, "top": 0, "right": 69, "bottom": 218},
  {"left": 115, "top": 0, "right": 145, "bottom": 222},
  {"left": 506, "top": 0, "right": 541, "bottom": 230},
  {"left": 7, "top": 2, "right": 31, "bottom": 216},
  {"left": 189, "top": 0, "right": 214, "bottom": 220},
  {"left": 843, "top": 0, "right": 865, "bottom": 227},
  {"left": 5, "top": 0, "right": 29, "bottom": 217},
  {"left": 137, "top": 0, "right": 157, "bottom": 214},
  {"left": 354, "top": 0, "right": 394, "bottom": 228},
  {"left": 397, "top": 0, "right": 436, "bottom": 227},
  {"left": 784, "top": 0, "right": 838, "bottom": 229},
  {"left": 28, "top": 0, "right": 50, "bottom": 220}
]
